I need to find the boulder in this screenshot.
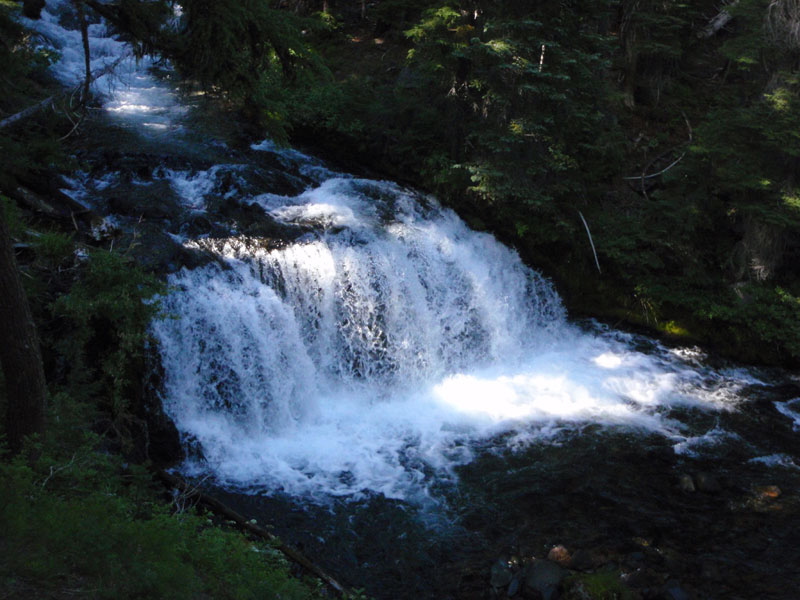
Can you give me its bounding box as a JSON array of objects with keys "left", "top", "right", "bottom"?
[
  {"left": 525, "top": 559, "right": 566, "bottom": 600},
  {"left": 106, "top": 180, "right": 182, "bottom": 221},
  {"left": 490, "top": 559, "right": 513, "bottom": 589}
]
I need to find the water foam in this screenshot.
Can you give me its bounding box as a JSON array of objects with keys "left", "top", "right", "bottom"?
[
  {"left": 775, "top": 398, "right": 800, "bottom": 431},
  {"left": 24, "top": 0, "right": 186, "bottom": 131},
  {"left": 152, "top": 169, "right": 750, "bottom": 501}
]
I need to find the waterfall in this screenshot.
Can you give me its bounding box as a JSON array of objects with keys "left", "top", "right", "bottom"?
[
  {"left": 27, "top": 0, "right": 781, "bottom": 504},
  {"left": 150, "top": 159, "right": 753, "bottom": 501}
]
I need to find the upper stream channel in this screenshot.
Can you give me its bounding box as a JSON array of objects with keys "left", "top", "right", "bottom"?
[{"left": 28, "top": 2, "right": 800, "bottom": 598}]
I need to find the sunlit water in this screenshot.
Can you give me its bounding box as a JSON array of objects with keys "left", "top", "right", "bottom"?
[
  {"left": 31, "top": 0, "right": 799, "bottom": 508},
  {"left": 150, "top": 157, "right": 772, "bottom": 502},
  {"left": 23, "top": 0, "right": 186, "bottom": 132}
]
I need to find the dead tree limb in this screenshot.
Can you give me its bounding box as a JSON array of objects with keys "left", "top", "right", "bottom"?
[
  {"left": 578, "top": 211, "right": 601, "bottom": 275},
  {"left": 156, "top": 470, "right": 350, "bottom": 597},
  {"left": 0, "top": 95, "right": 56, "bottom": 130},
  {"left": 699, "top": 1, "right": 739, "bottom": 38},
  {"left": 623, "top": 113, "right": 693, "bottom": 197},
  {"left": 0, "top": 54, "right": 127, "bottom": 131}
]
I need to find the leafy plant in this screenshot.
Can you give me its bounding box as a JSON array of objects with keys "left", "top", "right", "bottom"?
[{"left": 51, "top": 250, "right": 165, "bottom": 439}]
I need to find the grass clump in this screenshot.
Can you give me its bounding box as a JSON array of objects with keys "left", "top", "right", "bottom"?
[{"left": 563, "top": 571, "right": 634, "bottom": 600}]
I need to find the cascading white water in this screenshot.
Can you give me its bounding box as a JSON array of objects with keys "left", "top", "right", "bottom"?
[
  {"left": 23, "top": 0, "right": 186, "bottom": 132},
  {"left": 150, "top": 154, "right": 758, "bottom": 501},
  {"left": 26, "top": 0, "right": 779, "bottom": 504}
]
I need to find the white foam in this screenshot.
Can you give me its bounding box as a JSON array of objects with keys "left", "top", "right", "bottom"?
[
  {"left": 251, "top": 138, "right": 342, "bottom": 182},
  {"left": 673, "top": 425, "right": 740, "bottom": 457},
  {"left": 23, "top": 1, "right": 185, "bottom": 130},
  {"left": 152, "top": 173, "right": 754, "bottom": 502},
  {"left": 775, "top": 398, "right": 800, "bottom": 431},
  {"left": 748, "top": 454, "right": 800, "bottom": 470}
]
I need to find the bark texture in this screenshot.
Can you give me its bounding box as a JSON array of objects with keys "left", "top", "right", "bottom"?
[{"left": 0, "top": 214, "right": 47, "bottom": 452}]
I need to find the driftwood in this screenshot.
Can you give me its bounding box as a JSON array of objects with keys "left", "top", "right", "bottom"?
[
  {"left": 699, "top": 1, "right": 739, "bottom": 39},
  {"left": 10, "top": 185, "right": 91, "bottom": 222},
  {"left": 156, "top": 470, "right": 349, "bottom": 597}
]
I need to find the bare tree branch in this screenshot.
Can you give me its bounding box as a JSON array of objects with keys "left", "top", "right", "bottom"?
[
  {"left": 0, "top": 55, "right": 126, "bottom": 131},
  {"left": 699, "top": 1, "right": 739, "bottom": 39}
]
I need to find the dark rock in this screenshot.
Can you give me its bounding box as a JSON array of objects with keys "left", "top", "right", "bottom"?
[
  {"left": 490, "top": 559, "right": 513, "bottom": 589},
  {"left": 624, "top": 568, "right": 652, "bottom": 589},
  {"left": 695, "top": 472, "right": 722, "bottom": 494},
  {"left": 524, "top": 560, "right": 566, "bottom": 600},
  {"left": 663, "top": 580, "right": 689, "bottom": 600},
  {"left": 508, "top": 574, "right": 521, "bottom": 597},
  {"left": 627, "top": 551, "right": 645, "bottom": 564},
  {"left": 94, "top": 151, "right": 204, "bottom": 182},
  {"left": 118, "top": 224, "right": 212, "bottom": 273},
  {"left": 106, "top": 180, "right": 182, "bottom": 221},
  {"left": 568, "top": 549, "right": 594, "bottom": 571},
  {"left": 181, "top": 214, "right": 230, "bottom": 239},
  {"left": 130, "top": 348, "right": 184, "bottom": 466}
]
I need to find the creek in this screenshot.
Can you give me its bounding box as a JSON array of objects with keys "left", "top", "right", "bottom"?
[{"left": 28, "top": 2, "right": 800, "bottom": 598}]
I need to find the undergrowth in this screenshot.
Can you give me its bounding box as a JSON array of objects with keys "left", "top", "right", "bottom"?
[{"left": 0, "top": 433, "right": 324, "bottom": 600}]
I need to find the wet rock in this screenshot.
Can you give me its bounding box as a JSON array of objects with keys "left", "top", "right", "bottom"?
[
  {"left": 568, "top": 549, "right": 595, "bottom": 571},
  {"left": 95, "top": 151, "right": 203, "bottom": 182},
  {"left": 106, "top": 180, "right": 182, "bottom": 221},
  {"left": 181, "top": 214, "right": 230, "bottom": 239},
  {"left": 118, "top": 224, "right": 212, "bottom": 273},
  {"left": 138, "top": 352, "right": 184, "bottom": 466},
  {"left": 547, "top": 545, "right": 572, "bottom": 566},
  {"left": 695, "top": 472, "right": 722, "bottom": 494},
  {"left": 678, "top": 474, "right": 695, "bottom": 493},
  {"left": 490, "top": 559, "right": 513, "bottom": 589},
  {"left": 525, "top": 559, "right": 566, "bottom": 600}
]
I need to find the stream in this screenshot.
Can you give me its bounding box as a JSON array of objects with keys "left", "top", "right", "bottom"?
[{"left": 27, "top": 2, "right": 800, "bottom": 598}]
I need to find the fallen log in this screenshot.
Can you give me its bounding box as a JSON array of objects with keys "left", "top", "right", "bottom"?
[
  {"left": 0, "top": 51, "right": 127, "bottom": 131},
  {"left": 156, "top": 470, "right": 350, "bottom": 597}
]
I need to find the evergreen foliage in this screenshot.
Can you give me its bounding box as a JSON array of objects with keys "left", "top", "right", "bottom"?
[{"left": 284, "top": 0, "right": 800, "bottom": 364}]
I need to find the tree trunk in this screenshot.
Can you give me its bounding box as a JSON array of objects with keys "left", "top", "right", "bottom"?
[
  {"left": 0, "top": 213, "right": 47, "bottom": 452},
  {"left": 74, "top": 0, "right": 91, "bottom": 104}
]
